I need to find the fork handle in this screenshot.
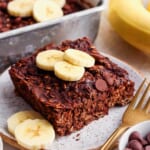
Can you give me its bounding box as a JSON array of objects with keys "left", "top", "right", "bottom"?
[{"left": 100, "top": 124, "right": 129, "bottom": 150}]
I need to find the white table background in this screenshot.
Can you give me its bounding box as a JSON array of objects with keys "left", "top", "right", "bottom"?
[{"left": 3, "top": 0, "right": 150, "bottom": 149}]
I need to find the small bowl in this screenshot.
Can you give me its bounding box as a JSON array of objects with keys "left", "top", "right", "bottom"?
[
  {"left": 119, "top": 121, "right": 150, "bottom": 150},
  {"left": 0, "top": 137, "right": 3, "bottom": 150}
]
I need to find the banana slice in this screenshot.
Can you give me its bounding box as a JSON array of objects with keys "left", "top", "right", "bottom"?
[
  {"left": 64, "top": 49, "right": 95, "bottom": 68},
  {"left": 7, "top": 110, "right": 43, "bottom": 135},
  {"left": 7, "top": 0, "right": 36, "bottom": 17},
  {"left": 54, "top": 61, "right": 85, "bottom": 81},
  {"left": 15, "top": 119, "right": 55, "bottom": 150},
  {"left": 36, "top": 50, "right": 64, "bottom": 71},
  {"left": 33, "top": 0, "right": 63, "bottom": 22},
  {"left": 52, "top": 0, "right": 66, "bottom": 8}
]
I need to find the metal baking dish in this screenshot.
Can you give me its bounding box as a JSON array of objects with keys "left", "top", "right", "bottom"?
[{"left": 0, "top": 0, "right": 105, "bottom": 73}]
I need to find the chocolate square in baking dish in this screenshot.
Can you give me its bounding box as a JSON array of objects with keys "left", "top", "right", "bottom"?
[{"left": 9, "top": 37, "right": 134, "bottom": 136}]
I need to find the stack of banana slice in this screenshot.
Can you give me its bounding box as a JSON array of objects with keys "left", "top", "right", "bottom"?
[
  {"left": 7, "top": 0, "right": 65, "bottom": 22},
  {"left": 7, "top": 110, "right": 55, "bottom": 150},
  {"left": 36, "top": 49, "right": 95, "bottom": 81}
]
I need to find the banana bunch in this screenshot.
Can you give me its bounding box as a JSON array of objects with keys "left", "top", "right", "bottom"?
[
  {"left": 36, "top": 49, "right": 95, "bottom": 81},
  {"left": 7, "top": 0, "right": 65, "bottom": 22},
  {"left": 109, "top": 0, "right": 150, "bottom": 54},
  {"left": 7, "top": 110, "right": 55, "bottom": 150}
]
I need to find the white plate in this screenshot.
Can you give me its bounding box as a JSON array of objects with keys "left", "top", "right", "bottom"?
[{"left": 0, "top": 53, "right": 143, "bottom": 150}]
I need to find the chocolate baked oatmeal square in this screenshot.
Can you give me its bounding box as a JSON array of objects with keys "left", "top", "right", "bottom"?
[{"left": 9, "top": 37, "right": 134, "bottom": 136}]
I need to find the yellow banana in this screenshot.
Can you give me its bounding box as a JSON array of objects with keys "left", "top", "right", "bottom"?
[
  {"left": 109, "top": 0, "right": 150, "bottom": 54},
  {"left": 7, "top": 0, "right": 36, "bottom": 17},
  {"left": 36, "top": 50, "right": 64, "bottom": 71},
  {"left": 33, "top": 0, "right": 63, "bottom": 22},
  {"left": 7, "top": 110, "right": 43, "bottom": 135},
  {"left": 52, "top": 0, "right": 66, "bottom": 8},
  {"left": 15, "top": 119, "right": 55, "bottom": 149},
  {"left": 64, "top": 49, "right": 95, "bottom": 68},
  {"left": 54, "top": 61, "right": 85, "bottom": 81}
]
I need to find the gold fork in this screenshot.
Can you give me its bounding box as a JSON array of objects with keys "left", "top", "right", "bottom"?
[{"left": 100, "top": 79, "right": 150, "bottom": 150}]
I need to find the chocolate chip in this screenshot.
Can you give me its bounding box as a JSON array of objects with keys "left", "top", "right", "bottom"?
[
  {"left": 145, "top": 145, "right": 150, "bottom": 150},
  {"left": 129, "top": 132, "right": 143, "bottom": 142},
  {"left": 125, "top": 131, "right": 150, "bottom": 150},
  {"left": 129, "top": 131, "right": 148, "bottom": 146},
  {"left": 146, "top": 133, "right": 150, "bottom": 143},
  {"left": 102, "top": 71, "right": 115, "bottom": 86},
  {"left": 128, "top": 140, "right": 143, "bottom": 150},
  {"left": 95, "top": 79, "right": 108, "bottom": 92}
]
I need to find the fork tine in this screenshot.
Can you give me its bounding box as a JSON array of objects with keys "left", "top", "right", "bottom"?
[
  {"left": 144, "top": 97, "right": 150, "bottom": 113},
  {"left": 127, "top": 79, "right": 146, "bottom": 110},
  {"left": 136, "top": 83, "right": 150, "bottom": 109}
]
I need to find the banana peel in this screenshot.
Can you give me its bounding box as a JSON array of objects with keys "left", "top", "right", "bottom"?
[{"left": 109, "top": 0, "right": 150, "bottom": 54}]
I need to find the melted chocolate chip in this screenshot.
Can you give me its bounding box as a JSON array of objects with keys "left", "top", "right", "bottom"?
[
  {"left": 102, "top": 71, "right": 115, "bottom": 86},
  {"left": 95, "top": 79, "right": 108, "bottom": 92}
]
